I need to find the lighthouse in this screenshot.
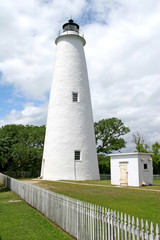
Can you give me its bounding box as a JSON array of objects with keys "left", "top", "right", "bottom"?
[{"left": 41, "top": 19, "right": 100, "bottom": 180}]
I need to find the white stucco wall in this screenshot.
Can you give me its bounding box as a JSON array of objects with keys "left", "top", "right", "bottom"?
[
  {"left": 138, "top": 154, "right": 153, "bottom": 186},
  {"left": 110, "top": 153, "right": 153, "bottom": 187},
  {"left": 41, "top": 30, "right": 99, "bottom": 180}
]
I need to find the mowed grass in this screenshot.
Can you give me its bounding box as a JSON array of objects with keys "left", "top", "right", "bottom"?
[
  {"left": 0, "top": 184, "right": 74, "bottom": 240},
  {"left": 31, "top": 179, "right": 160, "bottom": 227}
]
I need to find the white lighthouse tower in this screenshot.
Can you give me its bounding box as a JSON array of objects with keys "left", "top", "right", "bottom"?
[{"left": 41, "top": 19, "right": 100, "bottom": 180}]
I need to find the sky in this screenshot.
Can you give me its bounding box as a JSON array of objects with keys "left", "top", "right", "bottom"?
[{"left": 0, "top": 0, "right": 160, "bottom": 152}]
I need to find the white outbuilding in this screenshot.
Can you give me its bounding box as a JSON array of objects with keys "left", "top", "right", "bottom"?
[{"left": 110, "top": 152, "right": 153, "bottom": 187}]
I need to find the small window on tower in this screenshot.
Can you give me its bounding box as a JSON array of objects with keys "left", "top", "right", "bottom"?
[
  {"left": 75, "top": 150, "right": 81, "bottom": 161},
  {"left": 72, "top": 92, "right": 78, "bottom": 102}
]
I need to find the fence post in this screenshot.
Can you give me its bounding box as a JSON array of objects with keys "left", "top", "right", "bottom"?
[
  {"left": 111, "top": 210, "right": 114, "bottom": 240},
  {"left": 108, "top": 209, "right": 111, "bottom": 240},
  {"left": 150, "top": 222, "right": 155, "bottom": 240},
  {"left": 121, "top": 212, "right": 124, "bottom": 240},
  {"left": 136, "top": 217, "right": 140, "bottom": 240},
  {"left": 90, "top": 203, "right": 93, "bottom": 240},
  {"left": 132, "top": 216, "right": 135, "bottom": 240},
  {"left": 128, "top": 215, "right": 131, "bottom": 240},
  {"left": 124, "top": 213, "right": 127, "bottom": 240},
  {"left": 100, "top": 206, "right": 102, "bottom": 240},
  {"left": 141, "top": 219, "right": 145, "bottom": 240},
  {"left": 145, "top": 220, "right": 149, "bottom": 240},
  {"left": 97, "top": 205, "right": 100, "bottom": 240},
  {"left": 156, "top": 224, "right": 159, "bottom": 240},
  {"left": 117, "top": 212, "right": 120, "bottom": 240},
  {"left": 76, "top": 201, "right": 79, "bottom": 240},
  {"left": 102, "top": 207, "right": 105, "bottom": 240}
]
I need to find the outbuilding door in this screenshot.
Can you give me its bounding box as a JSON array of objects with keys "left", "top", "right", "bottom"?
[{"left": 119, "top": 162, "right": 128, "bottom": 186}]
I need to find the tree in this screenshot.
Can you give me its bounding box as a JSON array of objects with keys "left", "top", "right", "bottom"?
[
  {"left": 94, "top": 118, "right": 130, "bottom": 154},
  {"left": 132, "top": 132, "right": 160, "bottom": 174},
  {"left": 152, "top": 142, "right": 160, "bottom": 174},
  {"left": 0, "top": 137, "right": 13, "bottom": 171},
  {"left": 132, "top": 131, "right": 150, "bottom": 152},
  {"left": 0, "top": 124, "right": 45, "bottom": 176},
  {"left": 97, "top": 154, "right": 110, "bottom": 174},
  {"left": 152, "top": 142, "right": 160, "bottom": 155}
]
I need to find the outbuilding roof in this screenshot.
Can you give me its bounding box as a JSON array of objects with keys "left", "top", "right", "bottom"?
[{"left": 109, "top": 152, "right": 153, "bottom": 157}]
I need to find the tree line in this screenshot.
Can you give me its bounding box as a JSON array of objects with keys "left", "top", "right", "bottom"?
[
  {"left": 0, "top": 124, "right": 45, "bottom": 176},
  {"left": 0, "top": 118, "right": 159, "bottom": 176}
]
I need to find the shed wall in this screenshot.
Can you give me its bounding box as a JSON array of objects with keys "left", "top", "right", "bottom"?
[
  {"left": 110, "top": 153, "right": 153, "bottom": 187},
  {"left": 138, "top": 155, "right": 153, "bottom": 185}
]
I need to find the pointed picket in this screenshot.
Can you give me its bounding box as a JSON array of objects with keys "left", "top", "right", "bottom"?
[
  {"left": 102, "top": 207, "right": 105, "bottom": 240},
  {"left": 108, "top": 209, "right": 111, "bottom": 240},
  {"left": 156, "top": 224, "right": 159, "bottom": 240},
  {"left": 141, "top": 219, "right": 145, "bottom": 240},
  {"left": 111, "top": 210, "right": 114, "bottom": 240},
  {"left": 150, "top": 222, "right": 154, "bottom": 240},
  {"left": 120, "top": 212, "right": 124, "bottom": 240},
  {"left": 132, "top": 216, "right": 135, "bottom": 240},
  {"left": 145, "top": 220, "right": 149, "bottom": 240},
  {"left": 105, "top": 207, "right": 108, "bottom": 240},
  {"left": 128, "top": 215, "right": 131, "bottom": 240},
  {"left": 136, "top": 217, "right": 140, "bottom": 240},
  {"left": 124, "top": 213, "right": 127, "bottom": 240},
  {"left": 114, "top": 210, "right": 117, "bottom": 240},
  {"left": 117, "top": 212, "right": 120, "bottom": 240}
]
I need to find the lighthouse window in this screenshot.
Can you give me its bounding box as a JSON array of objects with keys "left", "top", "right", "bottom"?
[
  {"left": 75, "top": 150, "right": 81, "bottom": 161},
  {"left": 72, "top": 92, "right": 78, "bottom": 102}
]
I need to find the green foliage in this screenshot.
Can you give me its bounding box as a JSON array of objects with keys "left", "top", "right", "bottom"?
[
  {"left": 0, "top": 124, "right": 45, "bottom": 176},
  {"left": 0, "top": 137, "right": 13, "bottom": 169},
  {"left": 132, "top": 131, "right": 150, "bottom": 153},
  {"left": 132, "top": 132, "right": 160, "bottom": 174},
  {"left": 98, "top": 154, "right": 110, "bottom": 174},
  {"left": 94, "top": 118, "right": 130, "bottom": 154},
  {"left": 152, "top": 142, "right": 160, "bottom": 174},
  {"left": 152, "top": 142, "right": 160, "bottom": 155},
  {"left": 136, "top": 143, "right": 150, "bottom": 153}
]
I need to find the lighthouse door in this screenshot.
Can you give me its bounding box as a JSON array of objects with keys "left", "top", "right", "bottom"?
[{"left": 119, "top": 162, "right": 128, "bottom": 186}]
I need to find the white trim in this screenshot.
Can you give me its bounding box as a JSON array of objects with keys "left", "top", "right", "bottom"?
[
  {"left": 109, "top": 152, "right": 153, "bottom": 157},
  {"left": 55, "top": 34, "right": 86, "bottom": 46}
]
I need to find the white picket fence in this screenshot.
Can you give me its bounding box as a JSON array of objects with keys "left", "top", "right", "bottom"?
[{"left": 0, "top": 173, "right": 159, "bottom": 240}]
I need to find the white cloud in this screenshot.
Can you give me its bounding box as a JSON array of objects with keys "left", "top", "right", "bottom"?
[
  {"left": 0, "top": 0, "right": 87, "bottom": 100},
  {"left": 0, "top": 102, "right": 48, "bottom": 127},
  {"left": 84, "top": 0, "right": 160, "bottom": 150},
  {"left": 0, "top": 0, "right": 160, "bottom": 151}
]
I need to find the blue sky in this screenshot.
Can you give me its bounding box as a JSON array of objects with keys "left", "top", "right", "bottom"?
[{"left": 0, "top": 0, "right": 160, "bottom": 151}]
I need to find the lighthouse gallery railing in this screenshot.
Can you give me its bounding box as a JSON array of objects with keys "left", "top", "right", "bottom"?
[
  {"left": 57, "top": 29, "right": 84, "bottom": 38},
  {"left": 0, "top": 173, "right": 159, "bottom": 240}
]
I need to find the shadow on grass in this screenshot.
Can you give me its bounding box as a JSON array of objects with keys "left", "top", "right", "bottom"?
[{"left": 0, "top": 184, "right": 9, "bottom": 193}]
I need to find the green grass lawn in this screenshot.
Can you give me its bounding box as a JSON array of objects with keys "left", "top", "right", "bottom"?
[
  {"left": 31, "top": 179, "right": 160, "bottom": 228},
  {"left": 0, "top": 184, "right": 74, "bottom": 240},
  {"left": 63, "top": 179, "right": 160, "bottom": 189}
]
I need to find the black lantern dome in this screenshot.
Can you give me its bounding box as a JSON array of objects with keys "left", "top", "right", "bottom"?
[{"left": 62, "top": 19, "right": 79, "bottom": 33}]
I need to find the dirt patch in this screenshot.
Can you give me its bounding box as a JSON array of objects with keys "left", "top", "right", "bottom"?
[
  {"left": 8, "top": 200, "right": 22, "bottom": 203},
  {"left": 22, "top": 180, "right": 41, "bottom": 184}
]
